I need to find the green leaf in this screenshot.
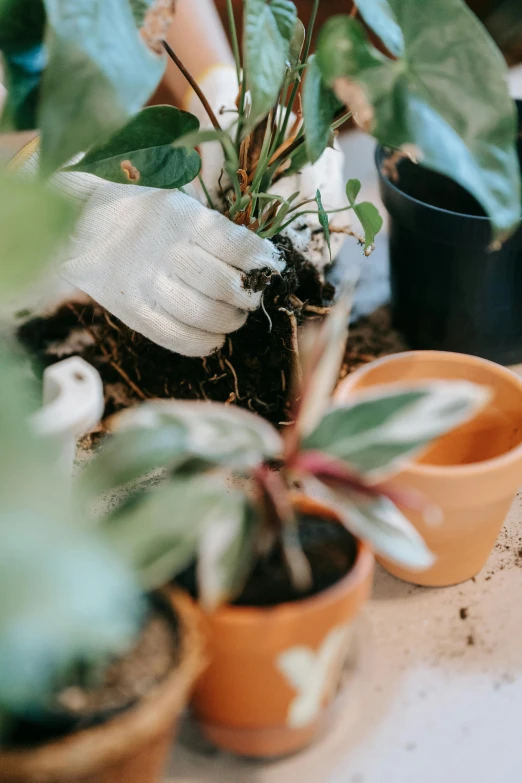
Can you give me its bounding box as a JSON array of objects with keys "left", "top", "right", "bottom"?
[
  {"left": 173, "top": 127, "right": 240, "bottom": 172},
  {"left": 304, "top": 381, "right": 490, "bottom": 478},
  {"left": 303, "top": 55, "right": 341, "bottom": 164},
  {"left": 354, "top": 202, "right": 383, "bottom": 250},
  {"left": 353, "top": 0, "right": 404, "bottom": 56},
  {"left": 346, "top": 178, "right": 362, "bottom": 205},
  {"left": 38, "top": 0, "right": 165, "bottom": 175},
  {"left": 0, "top": 0, "right": 46, "bottom": 130},
  {"left": 328, "top": 490, "right": 434, "bottom": 568},
  {"left": 129, "top": 0, "right": 153, "bottom": 27},
  {"left": 110, "top": 399, "right": 283, "bottom": 471},
  {"left": 0, "top": 174, "right": 78, "bottom": 292},
  {"left": 315, "top": 189, "right": 331, "bottom": 262},
  {"left": 317, "top": 8, "right": 521, "bottom": 244},
  {"left": 243, "top": 0, "right": 298, "bottom": 129},
  {"left": 0, "top": 514, "right": 142, "bottom": 719},
  {"left": 198, "top": 496, "right": 256, "bottom": 610},
  {"left": 288, "top": 18, "right": 305, "bottom": 68},
  {"left": 66, "top": 106, "right": 201, "bottom": 188}
]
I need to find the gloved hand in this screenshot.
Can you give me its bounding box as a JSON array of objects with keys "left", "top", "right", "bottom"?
[
  {"left": 187, "top": 66, "right": 350, "bottom": 273},
  {"left": 17, "top": 152, "right": 284, "bottom": 357}
]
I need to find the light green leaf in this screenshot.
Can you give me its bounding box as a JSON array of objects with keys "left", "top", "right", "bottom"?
[
  {"left": 304, "top": 381, "right": 490, "bottom": 478},
  {"left": 0, "top": 514, "right": 142, "bottom": 718},
  {"left": 198, "top": 496, "right": 256, "bottom": 610},
  {"left": 66, "top": 106, "right": 201, "bottom": 188},
  {"left": 330, "top": 490, "right": 434, "bottom": 569},
  {"left": 244, "top": 0, "right": 298, "bottom": 129},
  {"left": 288, "top": 18, "right": 305, "bottom": 68},
  {"left": 0, "top": 174, "right": 78, "bottom": 292},
  {"left": 353, "top": 0, "right": 404, "bottom": 56},
  {"left": 346, "top": 178, "right": 362, "bottom": 205},
  {"left": 39, "top": 0, "right": 165, "bottom": 175},
  {"left": 315, "top": 189, "right": 331, "bottom": 261},
  {"left": 317, "top": 8, "right": 521, "bottom": 244},
  {"left": 354, "top": 202, "right": 383, "bottom": 250},
  {"left": 303, "top": 55, "right": 341, "bottom": 164},
  {"left": 112, "top": 399, "right": 283, "bottom": 470}
]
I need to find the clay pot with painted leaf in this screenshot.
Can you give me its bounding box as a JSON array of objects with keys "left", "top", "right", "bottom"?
[
  {"left": 336, "top": 351, "right": 522, "bottom": 587},
  {"left": 187, "top": 495, "right": 374, "bottom": 759}
]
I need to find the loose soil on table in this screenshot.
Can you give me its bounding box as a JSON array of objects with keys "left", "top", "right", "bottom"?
[
  {"left": 176, "top": 513, "right": 358, "bottom": 608},
  {"left": 18, "top": 237, "right": 333, "bottom": 428},
  {"left": 7, "top": 599, "right": 179, "bottom": 749}
]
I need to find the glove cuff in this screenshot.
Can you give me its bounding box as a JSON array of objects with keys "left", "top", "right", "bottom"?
[{"left": 183, "top": 64, "right": 239, "bottom": 130}]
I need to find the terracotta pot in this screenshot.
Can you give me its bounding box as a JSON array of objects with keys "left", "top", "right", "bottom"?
[
  {"left": 335, "top": 350, "right": 522, "bottom": 587},
  {"left": 0, "top": 590, "right": 205, "bottom": 783},
  {"left": 186, "top": 495, "right": 374, "bottom": 759}
]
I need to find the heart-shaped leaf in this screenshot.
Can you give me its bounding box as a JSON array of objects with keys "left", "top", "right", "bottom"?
[
  {"left": 304, "top": 381, "right": 490, "bottom": 478},
  {"left": 39, "top": 0, "right": 165, "bottom": 175},
  {"left": 66, "top": 106, "right": 201, "bottom": 189},
  {"left": 317, "top": 6, "right": 521, "bottom": 244},
  {"left": 244, "top": 0, "right": 298, "bottom": 129},
  {"left": 353, "top": 202, "right": 383, "bottom": 250},
  {"left": 346, "top": 178, "right": 362, "bottom": 204},
  {"left": 303, "top": 55, "right": 341, "bottom": 164}
]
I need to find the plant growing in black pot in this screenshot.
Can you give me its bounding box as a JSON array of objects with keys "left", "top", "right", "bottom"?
[{"left": 316, "top": 0, "right": 522, "bottom": 364}]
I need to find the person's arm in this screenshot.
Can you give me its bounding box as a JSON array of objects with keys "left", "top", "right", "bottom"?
[{"left": 152, "top": 0, "right": 235, "bottom": 108}]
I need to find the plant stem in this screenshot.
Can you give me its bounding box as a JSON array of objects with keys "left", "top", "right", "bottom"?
[
  {"left": 162, "top": 40, "right": 223, "bottom": 133},
  {"left": 331, "top": 111, "right": 353, "bottom": 131},
  {"left": 225, "top": 0, "right": 242, "bottom": 85},
  {"left": 279, "top": 0, "right": 320, "bottom": 144},
  {"left": 273, "top": 204, "right": 353, "bottom": 235},
  {"left": 198, "top": 173, "right": 216, "bottom": 211}
]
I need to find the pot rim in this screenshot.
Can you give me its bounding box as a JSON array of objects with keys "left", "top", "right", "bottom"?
[
  {"left": 336, "top": 350, "right": 522, "bottom": 480},
  {"left": 201, "top": 494, "right": 374, "bottom": 627},
  {"left": 375, "top": 145, "right": 496, "bottom": 225}
]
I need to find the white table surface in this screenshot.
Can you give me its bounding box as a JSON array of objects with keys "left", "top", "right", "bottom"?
[{"left": 167, "top": 67, "right": 522, "bottom": 783}]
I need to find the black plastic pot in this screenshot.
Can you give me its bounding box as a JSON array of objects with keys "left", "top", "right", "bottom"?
[{"left": 376, "top": 101, "right": 522, "bottom": 365}]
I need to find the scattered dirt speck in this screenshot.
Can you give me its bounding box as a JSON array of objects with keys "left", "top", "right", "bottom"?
[{"left": 459, "top": 607, "right": 468, "bottom": 620}]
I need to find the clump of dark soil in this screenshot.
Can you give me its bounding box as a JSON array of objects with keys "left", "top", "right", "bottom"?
[
  {"left": 340, "top": 306, "right": 408, "bottom": 380},
  {"left": 176, "top": 513, "right": 358, "bottom": 608},
  {"left": 18, "top": 237, "right": 333, "bottom": 427},
  {"left": 7, "top": 597, "right": 179, "bottom": 749}
]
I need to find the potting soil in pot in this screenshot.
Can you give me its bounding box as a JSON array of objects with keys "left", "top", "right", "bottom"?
[
  {"left": 176, "top": 513, "right": 358, "bottom": 607},
  {"left": 18, "top": 238, "right": 333, "bottom": 427},
  {"left": 5, "top": 600, "right": 180, "bottom": 749}
]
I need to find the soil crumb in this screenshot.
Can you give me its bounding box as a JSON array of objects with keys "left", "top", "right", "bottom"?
[{"left": 460, "top": 607, "right": 468, "bottom": 620}]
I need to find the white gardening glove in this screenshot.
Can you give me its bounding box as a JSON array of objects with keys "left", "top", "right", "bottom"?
[
  {"left": 187, "top": 66, "right": 350, "bottom": 273},
  {"left": 17, "top": 152, "right": 284, "bottom": 357}
]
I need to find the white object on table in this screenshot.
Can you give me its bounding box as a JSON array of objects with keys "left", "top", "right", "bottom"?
[{"left": 31, "top": 357, "right": 104, "bottom": 476}]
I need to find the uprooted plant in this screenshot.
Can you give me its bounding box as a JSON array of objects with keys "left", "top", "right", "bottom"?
[{"left": 84, "top": 295, "right": 489, "bottom": 609}]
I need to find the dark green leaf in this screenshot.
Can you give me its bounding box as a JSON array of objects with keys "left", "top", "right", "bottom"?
[
  {"left": 303, "top": 55, "right": 341, "bottom": 164},
  {"left": 129, "top": 0, "right": 153, "bottom": 27},
  {"left": 0, "top": 0, "right": 46, "bottom": 130},
  {"left": 346, "top": 178, "right": 362, "bottom": 205},
  {"left": 304, "top": 381, "right": 489, "bottom": 477},
  {"left": 353, "top": 0, "right": 404, "bottom": 56},
  {"left": 354, "top": 201, "right": 383, "bottom": 250},
  {"left": 244, "top": 0, "right": 298, "bottom": 128},
  {"left": 0, "top": 174, "right": 78, "bottom": 291},
  {"left": 39, "top": 0, "right": 165, "bottom": 175},
  {"left": 67, "top": 107, "right": 201, "bottom": 188},
  {"left": 315, "top": 189, "right": 331, "bottom": 262},
  {"left": 317, "top": 8, "right": 521, "bottom": 244}
]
